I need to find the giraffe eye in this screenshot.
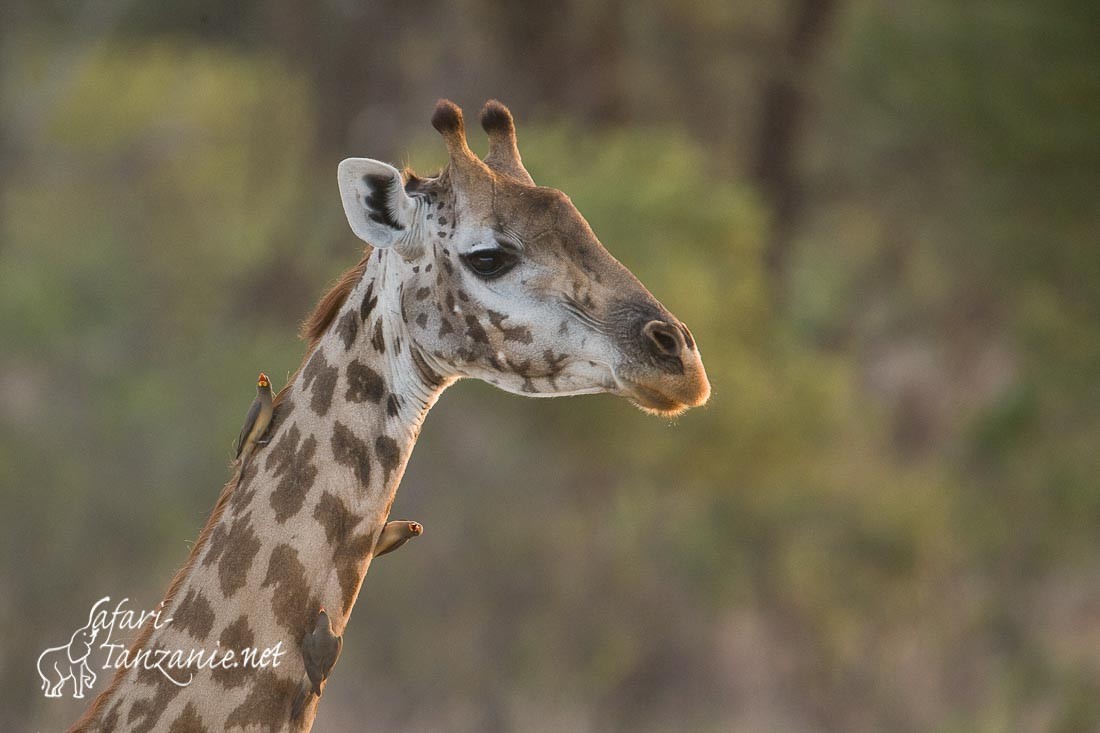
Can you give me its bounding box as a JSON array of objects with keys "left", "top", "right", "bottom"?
[{"left": 461, "top": 248, "right": 516, "bottom": 278}]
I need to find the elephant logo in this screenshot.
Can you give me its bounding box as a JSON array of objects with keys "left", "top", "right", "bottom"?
[{"left": 37, "top": 600, "right": 105, "bottom": 699}]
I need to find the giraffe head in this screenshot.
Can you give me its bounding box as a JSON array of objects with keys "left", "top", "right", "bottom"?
[{"left": 337, "top": 100, "right": 709, "bottom": 416}]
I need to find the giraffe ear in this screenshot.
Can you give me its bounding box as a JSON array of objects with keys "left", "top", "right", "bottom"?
[{"left": 337, "top": 158, "right": 420, "bottom": 251}]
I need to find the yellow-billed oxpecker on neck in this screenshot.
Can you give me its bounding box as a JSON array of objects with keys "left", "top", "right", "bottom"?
[
  {"left": 374, "top": 520, "right": 423, "bottom": 558},
  {"left": 235, "top": 371, "right": 274, "bottom": 468},
  {"left": 291, "top": 607, "right": 343, "bottom": 721}
]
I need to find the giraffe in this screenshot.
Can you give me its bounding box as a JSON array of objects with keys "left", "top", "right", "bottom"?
[{"left": 72, "top": 99, "right": 710, "bottom": 732}]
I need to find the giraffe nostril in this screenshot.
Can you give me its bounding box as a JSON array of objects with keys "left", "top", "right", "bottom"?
[{"left": 642, "top": 320, "right": 684, "bottom": 358}]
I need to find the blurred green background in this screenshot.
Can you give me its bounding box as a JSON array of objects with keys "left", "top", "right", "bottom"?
[{"left": 2, "top": 1, "right": 1099, "bottom": 731}]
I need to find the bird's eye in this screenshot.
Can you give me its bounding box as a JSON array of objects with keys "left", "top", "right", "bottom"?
[{"left": 461, "top": 248, "right": 517, "bottom": 278}]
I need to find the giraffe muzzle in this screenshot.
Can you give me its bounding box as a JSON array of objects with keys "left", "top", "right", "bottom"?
[{"left": 613, "top": 310, "right": 710, "bottom": 416}]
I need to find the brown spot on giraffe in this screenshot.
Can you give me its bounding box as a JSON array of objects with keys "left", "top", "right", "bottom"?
[
  {"left": 330, "top": 421, "right": 371, "bottom": 491},
  {"left": 126, "top": 643, "right": 182, "bottom": 733},
  {"left": 261, "top": 544, "right": 320, "bottom": 639},
  {"left": 371, "top": 319, "right": 385, "bottom": 353},
  {"left": 224, "top": 669, "right": 300, "bottom": 731},
  {"left": 230, "top": 459, "right": 258, "bottom": 515},
  {"left": 544, "top": 350, "right": 568, "bottom": 376},
  {"left": 313, "top": 492, "right": 377, "bottom": 613},
  {"left": 167, "top": 702, "right": 209, "bottom": 733},
  {"left": 505, "top": 357, "right": 533, "bottom": 377},
  {"left": 201, "top": 511, "right": 262, "bottom": 598},
  {"left": 374, "top": 435, "right": 401, "bottom": 484},
  {"left": 345, "top": 359, "right": 385, "bottom": 404},
  {"left": 266, "top": 424, "right": 319, "bottom": 523},
  {"left": 313, "top": 491, "right": 362, "bottom": 546},
  {"left": 464, "top": 314, "right": 489, "bottom": 344},
  {"left": 335, "top": 309, "right": 358, "bottom": 350},
  {"left": 211, "top": 615, "right": 255, "bottom": 689},
  {"left": 201, "top": 520, "right": 229, "bottom": 567},
  {"left": 301, "top": 350, "right": 338, "bottom": 417},
  {"left": 487, "top": 309, "right": 534, "bottom": 344},
  {"left": 505, "top": 357, "right": 538, "bottom": 393},
  {"left": 169, "top": 589, "right": 215, "bottom": 642},
  {"left": 266, "top": 395, "right": 295, "bottom": 436},
  {"left": 358, "top": 279, "right": 377, "bottom": 321}
]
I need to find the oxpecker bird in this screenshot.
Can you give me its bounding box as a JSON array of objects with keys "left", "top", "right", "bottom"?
[
  {"left": 291, "top": 608, "right": 343, "bottom": 721},
  {"left": 375, "top": 520, "right": 423, "bottom": 558},
  {"left": 235, "top": 372, "right": 274, "bottom": 469}
]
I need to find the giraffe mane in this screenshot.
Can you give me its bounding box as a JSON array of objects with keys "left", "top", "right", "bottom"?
[{"left": 299, "top": 249, "right": 374, "bottom": 348}]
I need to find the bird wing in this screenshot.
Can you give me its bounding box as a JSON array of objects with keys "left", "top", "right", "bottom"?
[
  {"left": 303, "top": 633, "right": 342, "bottom": 690},
  {"left": 303, "top": 635, "right": 323, "bottom": 687},
  {"left": 235, "top": 398, "right": 262, "bottom": 459}
]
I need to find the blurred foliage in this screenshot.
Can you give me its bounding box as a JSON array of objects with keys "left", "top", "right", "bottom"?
[{"left": 2, "top": 1, "right": 1099, "bottom": 732}]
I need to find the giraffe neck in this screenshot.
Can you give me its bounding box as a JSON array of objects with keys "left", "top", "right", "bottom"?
[{"left": 77, "top": 250, "right": 452, "bottom": 732}]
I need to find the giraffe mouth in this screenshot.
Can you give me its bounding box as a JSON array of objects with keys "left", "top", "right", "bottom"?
[
  {"left": 616, "top": 377, "right": 695, "bottom": 417},
  {"left": 614, "top": 350, "right": 710, "bottom": 417}
]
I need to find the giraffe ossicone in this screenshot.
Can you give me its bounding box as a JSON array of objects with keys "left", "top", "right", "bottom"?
[{"left": 73, "top": 99, "right": 708, "bottom": 732}]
